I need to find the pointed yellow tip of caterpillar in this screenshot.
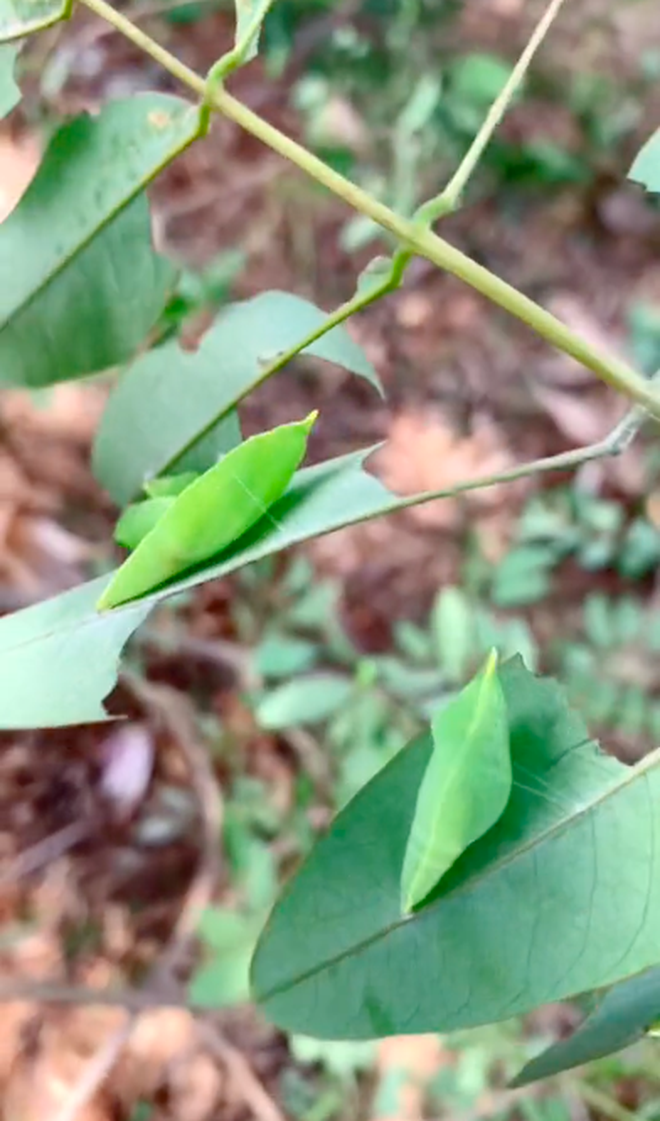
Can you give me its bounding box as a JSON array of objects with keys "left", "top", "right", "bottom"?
[
  {"left": 484, "top": 647, "right": 499, "bottom": 677},
  {"left": 303, "top": 409, "right": 319, "bottom": 432}
]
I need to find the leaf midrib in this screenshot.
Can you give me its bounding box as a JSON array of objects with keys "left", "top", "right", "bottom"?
[{"left": 0, "top": 105, "right": 199, "bottom": 338}]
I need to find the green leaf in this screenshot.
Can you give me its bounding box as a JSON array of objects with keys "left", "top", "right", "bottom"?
[
  {"left": 256, "top": 673, "right": 353, "bottom": 729},
  {"left": 9, "top": 192, "right": 176, "bottom": 389},
  {"left": 255, "top": 633, "right": 318, "bottom": 679},
  {"left": 431, "top": 586, "right": 474, "bottom": 683},
  {"left": 401, "top": 651, "right": 511, "bottom": 913},
  {"left": 0, "top": 42, "right": 19, "bottom": 116},
  {"left": 0, "top": 581, "right": 149, "bottom": 729},
  {"left": 167, "top": 410, "right": 242, "bottom": 478},
  {"left": 0, "top": 448, "right": 390, "bottom": 728},
  {"left": 630, "top": 128, "right": 660, "bottom": 194},
  {"left": 512, "top": 967, "right": 660, "bottom": 1086},
  {"left": 250, "top": 660, "right": 660, "bottom": 1040},
  {"left": 93, "top": 291, "right": 380, "bottom": 505},
  {"left": 0, "top": 0, "right": 68, "bottom": 41},
  {"left": 189, "top": 907, "right": 257, "bottom": 1008},
  {"left": 583, "top": 595, "right": 613, "bottom": 649},
  {"left": 449, "top": 53, "right": 514, "bottom": 105},
  {"left": 492, "top": 547, "right": 552, "bottom": 607},
  {"left": 0, "top": 95, "right": 200, "bottom": 388},
  {"left": 235, "top": 0, "right": 274, "bottom": 62}
]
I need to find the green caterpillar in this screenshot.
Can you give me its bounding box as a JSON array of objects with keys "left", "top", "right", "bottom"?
[{"left": 97, "top": 412, "right": 317, "bottom": 611}]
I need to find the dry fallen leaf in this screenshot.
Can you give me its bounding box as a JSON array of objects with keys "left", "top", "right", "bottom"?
[
  {"left": 374, "top": 407, "right": 515, "bottom": 532},
  {"left": 374, "top": 1035, "right": 449, "bottom": 1121},
  {"left": 1, "top": 383, "right": 107, "bottom": 445}
]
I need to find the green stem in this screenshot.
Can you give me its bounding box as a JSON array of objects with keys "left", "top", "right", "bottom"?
[
  {"left": 392, "top": 416, "right": 641, "bottom": 517},
  {"left": 160, "top": 248, "right": 412, "bottom": 473},
  {"left": 390, "top": 371, "right": 658, "bottom": 514},
  {"left": 161, "top": 263, "right": 401, "bottom": 472},
  {"left": 80, "top": 0, "right": 660, "bottom": 420},
  {"left": 199, "top": 0, "right": 275, "bottom": 131},
  {"left": 417, "top": 0, "right": 568, "bottom": 220}
]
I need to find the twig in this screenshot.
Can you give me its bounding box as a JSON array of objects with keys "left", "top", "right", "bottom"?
[
  {"left": 199, "top": 1022, "right": 286, "bottom": 1121},
  {"left": 419, "top": 0, "right": 568, "bottom": 220},
  {"left": 79, "top": 0, "right": 660, "bottom": 418},
  {"left": 52, "top": 1020, "right": 136, "bottom": 1121},
  {"left": 0, "top": 979, "right": 192, "bottom": 1010},
  {"left": 51, "top": 674, "right": 222, "bottom": 1121},
  {"left": 135, "top": 627, "right": 259, "bottom": 687},
  {"left": 0, "top": 821, "right": 89, "bottom": 887}
]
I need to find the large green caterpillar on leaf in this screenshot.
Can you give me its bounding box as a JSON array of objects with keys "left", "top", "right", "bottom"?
[
  {"left": 400, "top": 649, "right": 512, "bottom": 913},
  {"left": 96, "top": 411, "right": 317, "bottom": 611}
]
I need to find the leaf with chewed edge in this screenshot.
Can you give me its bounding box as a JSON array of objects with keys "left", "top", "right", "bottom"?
[
  {"left": 0, "top": 94, "right": 200, "bottom": 388},
  {"left": 93, "top": 290, "right": 381, "bottom": 506}
]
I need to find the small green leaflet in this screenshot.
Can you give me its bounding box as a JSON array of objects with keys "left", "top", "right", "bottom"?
[
  {"left": 97, "top": 412, "right": 317, "bottom": 611},
  {"left": 0, "top": 0, "right": 69, "bottom": 41},
  {"left": 235, "top": 0, "right": 274, "bottom": 63},
  {"left": 400, "top": 649, "right": 511, "bottom": 913},
  {"left": 114, "top": 472, "right": 199, "bottom": 548},
  {"left": 629, "top": 128, "right": 660, "bottom": 195},
  {"left": 114, "top": 496, "right": 174, "bottom": 550}
]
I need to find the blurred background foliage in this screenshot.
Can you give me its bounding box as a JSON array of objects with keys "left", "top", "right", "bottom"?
[{"left": 4, "top": 0, "right": 660, "bottom": 1117}]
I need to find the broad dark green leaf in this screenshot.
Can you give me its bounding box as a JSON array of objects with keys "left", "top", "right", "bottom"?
[
  {"left": 0, "top": 94, "right": 200, "bottom": 388},
  {"left": 1, "top": 195, "right": 176, "bottom": 388},
  {"left": 0, "top": 445, "right": 588, "bottom": 730},
  {"left": 93, "top": 290, "right": 380, "bottom": 505},
  {"left": 512, "top": 967, "right": 660, "bottom": 1086},
  {"left": 0, "top": 580, "right": 149, "bottom": 728},
  {"left": 0, "top": 42, "right": 19, "bottom": 116},
  {"left": 251, "top": 660, "right": 660, "bottom": 1039},
  {"left": 629, "top": 129, "right": 660, "bottom": 194},
  {"left": 401, "top": 651, "right": 511, "bottom": 913},
  {"left": 0, "top": 0, "right": 67, "bottom": 41}
]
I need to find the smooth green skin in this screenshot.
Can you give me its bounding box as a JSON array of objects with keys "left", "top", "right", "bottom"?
[
  {"left": 512, "top": 966, "right": 660, "bottom": 1086},
  {"left": 400, "top": 649, "right": 511, "bottom": 913},
  {"left": 97, "top": 412, "right": 317, "bottom": 611},
  {"left": 113, "top": 471, "right": 200, "bottom": 548}
]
